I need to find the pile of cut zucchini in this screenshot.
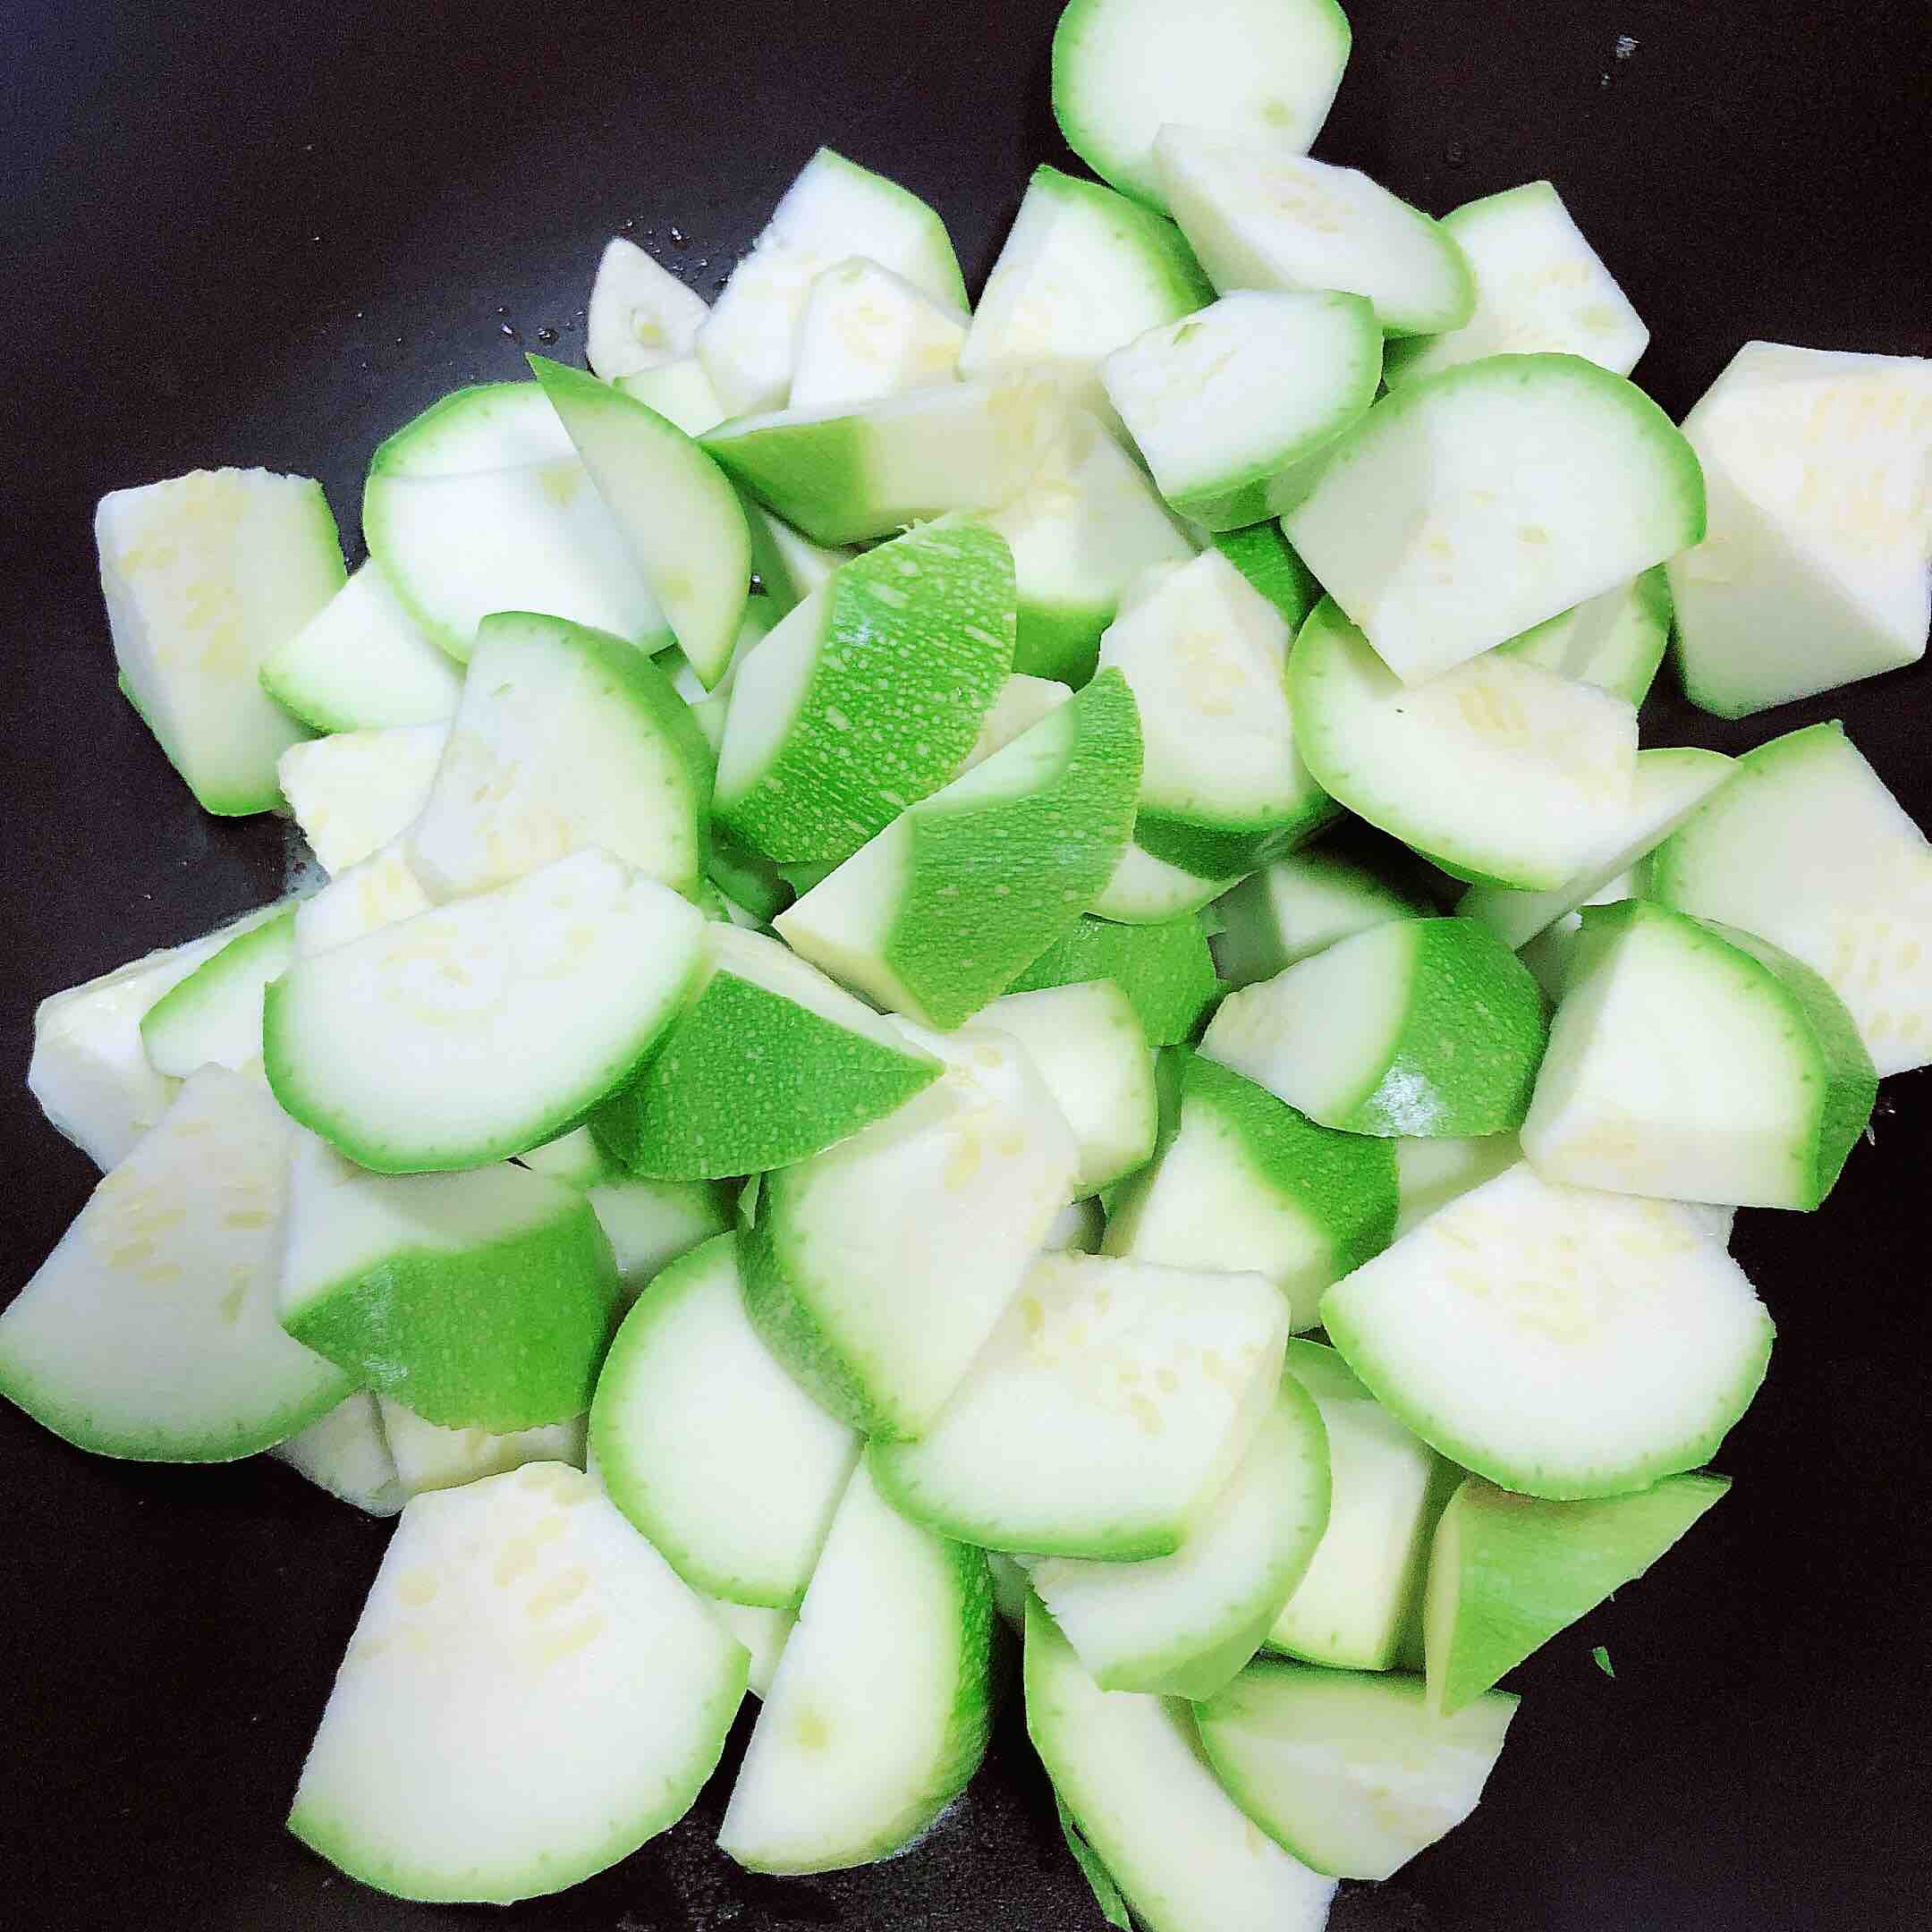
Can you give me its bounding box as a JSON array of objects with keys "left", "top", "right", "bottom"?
[{"left": 11, "top": 0, "right": 1931, "bottom": 1919}]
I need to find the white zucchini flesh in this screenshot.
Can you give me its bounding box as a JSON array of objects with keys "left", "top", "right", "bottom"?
[
  {"left": 1101, "top": 289, "right": 1382, "bottom": 529},
  {"left": 1393, "top": 1133, "right": 1521, "bottom": 1239},
  {"left": 959, "top": 164, "right": 1215, "bottom": 417},
  {"left": 709, "top": 1600, "right": 794, "bottom": 1699},
  {"left": 264, "top": 849, "right": 705, "bottom": 1174},
  {"left": 979, "top": 980, "right": 1157, "bottom": 1193},
  {"left": 1666, "top": 340, "right": 1932, "bottom": 717},
  {"left": 1154, "top": 129, "right": 1473, "bottom": 339},
  {"left": 1284, "top": 353, "right": 1707, "bottom": 685},
  {"left": 1209, "top": 845, "right": 1430, "bottom": 988},
  {"left": 270, "top": 1393, "right": 406, "bottom": 1516},
  {"left": 742, "top": 1020, "right": 1079, "bottom": 1439},
  {"left": 530, "top": 354, "right": 750, "bottom": 686},
  {"left": 362, "top": 382, "right": 667, "bottom": 661},
  {"left": 1494, "top": 564, "right": 1673, "bottom": 705},
  {"left": 408, "top": 611, "right": 708, "bottom": 902},
  {"left": 1321, "top": 1163, "right": 1775, "bottom": 1500},
  {"left": 589, "top": 1236, "right": 860, "bottom": 1610},
  {"left": 869, "top": 1252, "right": 1289, "bottom": 1560},
  {"left": 1649, "top": 719, "right": 1932, "bottom": 1076},
  {"left": 1458, "top": 746, "right": 1734, "bottom": 948},
  {"left": 612, "top": 355, "right": 729, "bottom": 436},
  {"left": 696, "top": 147, "right": 966, "bottom": 416},
  {"left": 97, "top": 467, "right": 340, "bottom": 814},
  {"left": 1267, "top": 1341, "right": 1444, "bottom": 1673},
  {"left": 0, "top": 1067, "right": 350, "bottom": 1462},
  {"left": 1023, "top": 1370, "right": 1330, "bottom": 1700},
  {"left": 959, "top": 674, "right": 1072, "bottom": 772},
  {"left": 1089, "top": 837, "right": 1236, "bottom": 923},
  {"left": 1385, "top": 179, "right": 1649, "bottom": 386},
  {"left": 1198, "top": 1662, "right": 1518, "bottom": 1882},
  {"left": 717, "top": 1462, "right": 993, "bottom": 1875},
  {"left": 292, "top": 841, "right": 435, "bottom": 956},
  {"left": 139, "top": 900, "right": 297, "bottom": 1076},
  {"left": 289, "top": 1462, "right": 747, "bottom": 1904},
  {"left": 1290, "top": 597, "right": 1638, "bottom": 893},
  {"left": 1050, "top": 0, "right": 1351, "bottom": 208},
  {"left": 27, "top": 901, "right": 288, "bottom": 1168},
  {"left": 277, "top": 723, "right": 448, "bottom": 877},
  {"left": 1025, "top": 1600, "right": 1337, "bottom": 1932},
  {"left": 258, "top": 560, "right": 462, "bottom": 734},
  {"left": 377, "top": 1397, "right": 586, "bottom": 1499},
  {"left": 790, "top": 255, "right": 969, "bottom": 411},
  {"left": 584, "top": 234, "right": 710, "bottom": 380}
]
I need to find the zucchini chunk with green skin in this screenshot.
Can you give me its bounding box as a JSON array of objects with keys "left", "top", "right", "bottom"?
[
  {"left": 1211, "top": 843, "right": 1433, "bottom": 989},
  {"left": 1214, "top": 521, "right": 1321, "bottom": 631},
  {"left": 742, "top": 500, "right": 855, "bottom": 616},
  {"left": 1098, "top": 551, "right": 1336, "bottom": 879},
  {"left": 1521, "top": 900, "right": 1876, "bottom": 1210},
  {"left": 139, "top": 901, "right": 296, "bottom": 1076},
  {"left": 1649, "top": 720, "right": 1932, "bottom": 1076},
  {"left": 279, "top": 722, "right": 447, "bottom": 876},
  {"left": 1105, "top": 1052, "right": 1396, "bottom": 1331},
  {"left": 362, "top": 382, "right": 668, "bottom": 661},
  {"left": 409, "top": 611, "right": 710, "bottom": 903},
  {"left": 272, "top": 1394, "right": 406, "bottom": 1517},
  {"left": 259, "top": 560, "right": 462, "bottom": 734},
  {"left": 1199, "top": 1661, "right": 1518, "bottom": 1881},
  {"left": 960, "top": 165, "right": 1215, "bottom": 419},
  {"left": 1052, "top": 0, "right": 1350, "bottom": 209},
  {"left": 1321, "top": 1163, "right": 1774, "bottom": 1500},
  {"left": 695, "top": 147, "right": 966, "bottom": 417},
  {"left": 1667, "top": 341, "right": 1932, "bottom": 717},
  {"left": 1203, "top": 917, "right": 1547, "bottom": 1138},
  {"left": 1493, "top": 564, "right": 1674, "bottom": 705},
  {"left": 1025, "top": 1599, "right": 1337, "bottom": 1932},
  {"left": 590, "top": 1236, "right": 860, "bottom": 1609},
  {"left": 1393, "top": 1133, "right": 1521, "bottom": 1238},
  {"left": 1006, "top": 912, "right": 1218, "bottom": 1046},
  {"left": 97, "top": 468, "right": 341, "bottom": 814},
  {"left": 790, "top": 256, "right": 969, "bottom": 411},
  {"left": 1267, "top": 1341, "right": 1446, "bottom": 1672},
  {"left": 870, "top": 1251, "right": 1288, "bottom": 1560},
  {"left": 1290, "top": 597, "right": 1639, "bottom": 892},
  {"left": 0, "top": 1067, "right": 351, "bottom": 1462},
  {"left": 711, "top": 1601, "right": 793, "bottom": 1700},
  {"left": 1102, "top": 291, "right": 1382, "bottom": 529},
  {"left": 592, "top": 926, "right": 941, "bottom": 1181},
  {"left": 980, "top": 980, "right": 1157, "bottom": 1192},
  {"left": 960, "top": 674, "right": 1072, "bottom": 772},
  {"left": 1284, "top": 355, "right": 1706, "bottom": 685},
  {"left": 742, "top": 1020, "right": 1077, "bottom": 1439},
  {"left": 1458, "top": 746, "right": 1733, "bottom": 950},
  {"left": 1385, "top": 179, "right": 1649, "bottom": 386},
  {"left": 987, "top": 406, "right": 1198, "bottom": 684},
  {"left": 717, "top": 1462, "right": 993, "bottom": 1875},
  {"left": 715, "top": 518, "right": 1016, "bottom": 867},
  {"left": 1425, "top": 1470, "right": 1729, "bottom": 1718},
  {"left": 1089, "top": 837, "right": 1235, "bottom": 923},
  {"left": 701, "top": 371, "right": 1067, "bottom": 548},
  {"left": 279, "top": 1132, "right": 621, "bottom": 1432},
  {"left": 530, "top": 355, "right": 750, "bottom": 688},
  {"left": 377, "top": 1396, "right": 585, "bottom": 1499},
  {"left": 28, "top": 899, "right": 289, "bottom": 1168},
  {"left": 266, "top": 849, "right": 705, "bottom": 1174},
  {"left": 289, "top": 1462, "right": 747, "bottom": 1905},
  {"left": 775, "top": 670, "right": 1142, "bottom": 1030},
  {"left": 1156, "top": 129, "right": 1473, "bottom": 338},
  {"left": 585, "top": 234, "right": 709, "bottom": 381},
  {"left": 1022, "top": 1368, "right": 1329, "bottom": 1700}
]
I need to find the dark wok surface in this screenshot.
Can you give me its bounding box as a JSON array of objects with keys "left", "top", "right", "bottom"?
[{"left": 2, "top": 2, "right": 1928, "bottom": 1927}]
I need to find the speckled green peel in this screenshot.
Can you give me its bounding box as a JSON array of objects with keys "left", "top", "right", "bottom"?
[
  {"left": 591, "top": 927, "right": 942, "bottom": 1180},
  {"left": 715, "top": 518, "right": 1016, "bottom": 866},
  {"left": 1005, "top": 912, "right": 1219, "bottom": 1046},
  {"left": 1424, "top": 1471, "right": 1729, "bottom": 1718},
  {"left": 1106, "top": 1053, "right": 1396, "bottom": 1330},
  {"left": 1202, "top": 918, "right": 1548, "bottom": 1138},
  {"left": 279, "top": 1142, "right": 622, "bottom": 1432}
]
